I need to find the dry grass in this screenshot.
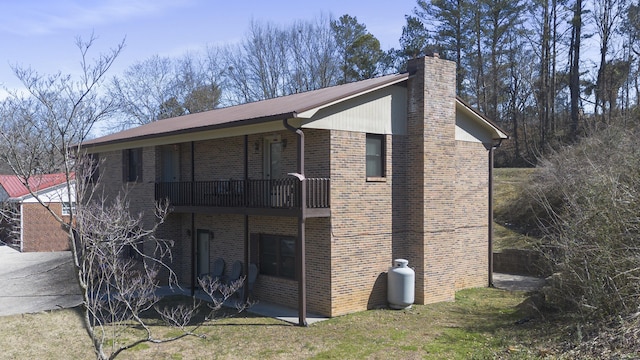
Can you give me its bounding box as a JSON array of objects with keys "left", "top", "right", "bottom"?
[
  {"left": 493, "top": 167, "right": 536, "bottom": 216},
  {"left": 0, "top": 288, "right": 561, "bottom": 359},
  {"left": 0, "top": 307, "right": 94, "bottom": 358},
  {"left": 493, "top": 168, "right": 539, "bottom": 250}
]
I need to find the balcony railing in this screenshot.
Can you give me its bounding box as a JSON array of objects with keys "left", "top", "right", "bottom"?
[{"left": 155, "top": 178, "right": 330, "bottom": 210}]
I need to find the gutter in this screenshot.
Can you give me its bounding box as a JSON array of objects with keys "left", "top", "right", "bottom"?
[
  {"left": 79, "top": 112, "right": 299, "bottom": 151},
  {"left": 283, "top": 118, "right": 308, "bottom": 327}
]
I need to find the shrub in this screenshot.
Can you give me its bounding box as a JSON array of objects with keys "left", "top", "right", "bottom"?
[{"left": 528, "top": 125, "right": 640, "bottom": 320}]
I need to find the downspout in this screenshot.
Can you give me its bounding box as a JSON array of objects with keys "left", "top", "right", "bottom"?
[
  {"left": 283, "top": 118, "right": 307, "bottom": 327},
  {"left": 191, "top": 141, "right": 196, "bottom": 296},
  {"left": 488, "top": 138, "right": 503, "bottom": 288},
  {"left": 243, "top": 135, "right": 249, "bottom": 302}
]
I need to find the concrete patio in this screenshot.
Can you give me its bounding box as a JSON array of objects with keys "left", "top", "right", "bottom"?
[{"left": 155, "top": 285, "right": 329, "bottom": 325}]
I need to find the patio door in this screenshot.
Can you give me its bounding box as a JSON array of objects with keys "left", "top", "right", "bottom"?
[
  {"left": 196, "top": 230, "right": 210, "bottom": 277},
  {"left": 263, "top": 136, "right": 286, "bottom": 207},
  {"left": 161, "top": 145, "right": 180, "bottom": 182},
  {"left": 263, "top": 135, "right": 282, "bottom": 180}
]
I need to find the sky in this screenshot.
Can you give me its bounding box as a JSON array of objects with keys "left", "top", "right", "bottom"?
[{"left": 0, "top": 0, "right": 417, "bottom": 97}]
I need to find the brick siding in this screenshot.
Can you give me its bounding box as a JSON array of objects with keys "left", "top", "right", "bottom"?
[
  {"left": 454, "top": 141, "right": 490, "bottom": 289},
  {"left": 405, "top": 56, "right": 458, "bottom": 304},
  {"left": 21, "top": 202, "right": 70, "bottom": 252},
  {"left": 329, "top": 129, "right": 394, "bottom": 315}
]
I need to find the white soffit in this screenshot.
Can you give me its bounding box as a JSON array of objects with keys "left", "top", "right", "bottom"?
[
  {"left": 22, "top": 181, "right": 76, "bottom": 203},
  {"left": 455, "top": 100, "right": 508, "bottom": 143}
]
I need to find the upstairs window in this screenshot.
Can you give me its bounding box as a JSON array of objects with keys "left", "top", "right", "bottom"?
[
  {"left": 366, "top": 134, "right": 385, "bottom": 178},
  {"left": 88, "top": 153, "right": 100, "bottom": 183},
  {"left": 122, "top": 148, "right": 143, "bottom": 183}
]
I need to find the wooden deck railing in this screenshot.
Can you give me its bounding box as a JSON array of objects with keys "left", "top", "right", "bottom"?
[{"left": 155, "top": 178, "right": 330, "bottom": 209}]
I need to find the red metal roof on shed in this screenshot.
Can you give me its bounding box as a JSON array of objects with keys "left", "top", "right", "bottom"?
[{"left": 0, "top": 173, "right": 73, "bottom": 198}]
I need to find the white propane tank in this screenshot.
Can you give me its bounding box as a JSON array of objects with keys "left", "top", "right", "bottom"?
[{"left": 387, "top": 259, "right": 415, "bottom": 309}]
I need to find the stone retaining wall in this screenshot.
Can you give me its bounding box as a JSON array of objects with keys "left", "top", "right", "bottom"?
[{"left": 493, "top": 249, "right": 549, "bottom": 277}]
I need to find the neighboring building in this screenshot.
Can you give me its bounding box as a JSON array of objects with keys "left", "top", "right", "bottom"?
[
  {"left": 0, "top": 173, "right": 75, "bottom": 252},
  {"left": 80, "top": 56, "right": 508, "bottom": 324}
]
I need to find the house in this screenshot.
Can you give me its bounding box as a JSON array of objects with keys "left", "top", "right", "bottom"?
[
  {"left": 80, "top": 55, "right": 508, "bottom": 324},
  {"left": 0, "top": 173, "right": 75, "bottom": 252}
]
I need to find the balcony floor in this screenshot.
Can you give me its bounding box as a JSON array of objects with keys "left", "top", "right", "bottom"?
[{"left": 170, "top": 205, "right": 331, "bottom": 218}]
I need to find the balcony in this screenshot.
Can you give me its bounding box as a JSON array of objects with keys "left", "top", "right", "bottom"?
[{"left": 155, "top": 178, "right": 330, "bottom": 217}]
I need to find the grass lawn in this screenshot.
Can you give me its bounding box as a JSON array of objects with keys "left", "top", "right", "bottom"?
[{"left": 0, "top": 288, "right": 560, "bottom": 359}]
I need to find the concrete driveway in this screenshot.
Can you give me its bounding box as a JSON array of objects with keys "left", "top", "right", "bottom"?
[{"left": 0, "top": 244, "right": 82, "bottom": 316}]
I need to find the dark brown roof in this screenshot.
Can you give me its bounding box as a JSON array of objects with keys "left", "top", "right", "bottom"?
[{"left": 83, "top": 73, "right": 409, "bottom": 148}]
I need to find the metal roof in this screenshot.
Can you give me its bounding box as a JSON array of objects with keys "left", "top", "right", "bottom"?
[
  {"left": 82, "top": 73, "right": 410, "bottom": 148},
  {"left": 0, "top": 173, "right": 73, "bottom": 199}
]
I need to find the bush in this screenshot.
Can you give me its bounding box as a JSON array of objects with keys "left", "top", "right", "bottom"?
[{"left": 527, "top": 125, "right": 640, "bottom": 320}]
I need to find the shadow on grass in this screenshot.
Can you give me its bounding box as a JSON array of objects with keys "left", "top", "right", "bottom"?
[{"left": 140, "top": 295, "right": 292, "bottom": 328}]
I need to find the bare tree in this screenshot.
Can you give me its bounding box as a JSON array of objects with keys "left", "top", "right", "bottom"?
[
  {"left": 224, "top": 20, "right": 290, "bottom": 103},
  {"left": 569, "top": 0, "right": 584, "bottom": 140},
  {"left": 109, "top": 55, "right": 174, "bottom": 127},
  {"left": 75, "top": 189, "right": 247, "bottom": 359},
  {"left": 109, "top": 53, "right": 222, "bottom": 129},
  {"left": 0, "top": 36, "right": 247, "bottom": 360},
  {"left": 592, "top": 0, "right": 629, "bottom": 121},
  {"left": 289, "top": 15, "right": 340, "bottom": 93}
]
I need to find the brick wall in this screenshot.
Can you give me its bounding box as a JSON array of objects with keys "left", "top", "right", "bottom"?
[
  {"left": 93, "top": 147, "right": 158, "bottom": 262},
  {"left": 454, "top": 140, "right": 490, "bottom": 289},
  {"left": 97, "top": 147, "right": 156, "bottom": 218},
  {"left": 493, "top": 249, "right": 549, "bottom": 277},
  {"left": 329, "top": 129, "right": 395, "bottom": 316},
  {"left": 406, "top": 56, "right": 458, "bottom": 304},
  {"left": 21, "top": 202, "right": 70, "bottom": 252}
]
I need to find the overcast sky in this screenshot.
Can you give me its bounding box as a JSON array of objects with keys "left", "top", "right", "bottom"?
[{"left": 0, "top": 0, "right": 417, "bottom": 97}]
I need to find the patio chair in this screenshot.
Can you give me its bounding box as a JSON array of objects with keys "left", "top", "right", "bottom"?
[
  {"left": 224, "top": 260, "right": 243, "bottom": 287},
  {"left": 210, "top": 257, "right": 225, "bottom": 282},
  {"left": 198, "top": 257, "right": 225, "bottom": 284}
]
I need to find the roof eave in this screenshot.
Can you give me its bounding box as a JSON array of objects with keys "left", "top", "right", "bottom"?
[
  {"left": 296, "top": 74, "right": 409, "bottom": 118},
  {"left": 81, "top": 111, "right": 298, "bottom": 151},
  {"left": 456, "top": 97, "right": 509, "bottom": 140}
]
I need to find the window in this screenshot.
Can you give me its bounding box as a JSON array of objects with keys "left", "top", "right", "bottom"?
[
  {"left": 62, "top": 202, "right": 76, "bottom": 216},
  {"left": 122, "top": 148, "right": 143, "bottom": 183},
  {"left": 88, "top": 153, "right": 100, "bottom": 183},
  {"left": 259, "top": 234, "right": 296, "bottom": 279},
  {"left": 366, "top": 134, "right": 385, "bottom": 178}
]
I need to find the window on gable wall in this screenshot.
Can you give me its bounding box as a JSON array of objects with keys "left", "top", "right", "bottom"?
[
  {"left": 366, "top": 133, "right": 385, "bottom": 178},
  {"left": 62, "top": 201, "right": 76, "bottom": 216},
  {"left": 122, "top": 148, "right": 143, "bottom": 183},
  {"left": 258, "top": 234, "right": 296, "bottom": 279}
]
